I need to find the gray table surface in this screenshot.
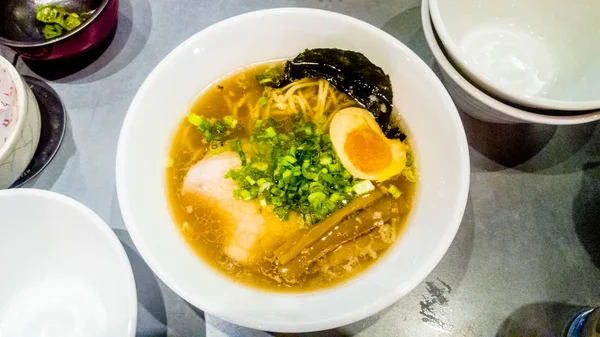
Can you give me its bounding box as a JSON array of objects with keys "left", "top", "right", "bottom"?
[{"left": 2, "top": 0, "right": 600, "bottom": 336}]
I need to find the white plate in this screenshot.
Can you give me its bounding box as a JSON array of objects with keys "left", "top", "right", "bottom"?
[{"left": 0, "top": 189, "right": 137, "bottom": 337}]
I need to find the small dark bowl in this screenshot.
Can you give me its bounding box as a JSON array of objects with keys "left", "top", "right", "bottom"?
[{"left": 0, "top": 0, "right": 119, "bottom": 60}]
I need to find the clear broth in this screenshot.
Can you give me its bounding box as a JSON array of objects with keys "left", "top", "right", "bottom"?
[{"left": 166, "top": 63, "right": 416, "bottom": 292}]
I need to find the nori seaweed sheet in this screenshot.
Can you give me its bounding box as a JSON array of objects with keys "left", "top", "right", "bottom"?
[{"left": 274, "top": 48, "right": 405, "bottom": 140}]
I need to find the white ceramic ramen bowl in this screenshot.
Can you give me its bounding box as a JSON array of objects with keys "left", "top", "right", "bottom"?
[
  {"left": 422, "top": 0, "right": 600, "bottom": 125},
  {"left": 0, "top": 56, "right": 41, "bottom": 189},
  {"left": 429, "top": 0, "right": 600, "bottom": 111},
  {"left": 0, "top": 189, "right": 137, "bottom": 337},
  {"left": 116, "top": 8, "right": 469, "bottom": 332}
]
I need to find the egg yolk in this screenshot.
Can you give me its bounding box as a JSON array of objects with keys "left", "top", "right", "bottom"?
[{"left": 343, "top": 127, "right": 392, "bottom": 174}]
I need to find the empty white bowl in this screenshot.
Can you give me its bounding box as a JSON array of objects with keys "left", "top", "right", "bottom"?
[
  {"left": 429, "top": 0, "right": 600, "bottom": 111},
  {"left": 0, "top": 189, "right": 137, "bottom": 337},
  {"left": 116, "top": 8, "right": 469, "bottom": 332},
  {"left": 0, "top": 56, "right": 41, "bottom": 189},
  {"left": 422, "top": 0, "right": 600, "bottom": 125}
]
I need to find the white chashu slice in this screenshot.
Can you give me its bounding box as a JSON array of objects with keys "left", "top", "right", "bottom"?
[{"left": 182, "top": 152, "right": 265, "bottom": 263}]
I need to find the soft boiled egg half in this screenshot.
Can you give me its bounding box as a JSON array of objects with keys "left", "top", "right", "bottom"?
[{"left": 330, "top": 107, "right": 408, "bottom": 182}]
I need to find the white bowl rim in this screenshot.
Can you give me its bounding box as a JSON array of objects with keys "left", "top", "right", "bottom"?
[
  {"left": 116, "top": 7, "right": 470, "bottom": 332},
  {"left": 0, "top": 188, "right": 139, "bottom": 337},
  {"left": 424, "top": 0, "right": 600, "bottom": 125},
  {"left": 0, "top": 56, "right": 28, "bottom": 160},
  {"left": 429, "top": 0, "right": 600, "bottom": 112}
]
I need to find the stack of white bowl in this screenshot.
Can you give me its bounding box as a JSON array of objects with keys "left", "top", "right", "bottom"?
[{"left": 423, "top": 0, "right": 600, "bottom": 125}]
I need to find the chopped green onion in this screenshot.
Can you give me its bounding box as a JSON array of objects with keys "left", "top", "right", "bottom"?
[
  {"left": 265, "top": 127, "right": 277, "bottom": 138},
  {"left": 275, "top": 207, "right": 288, "bottom": 219},
  {"left": 255, "top": 74, "right": 269, "bottom": 83},
  {"left": 353, "top": 180, "right": 375, "bottom": 195},
  {"left": 271, "top": 196, "right": 282, "bottom": 205},
  {"left": 258, "top": 96, "right": 268, "bottom": 107},
  {"left": 240, "top": 190, "right": 251, "bottom": 200},
  {"left": 199, "top": 119, "right": 211, "bottom": 132},
  {"left": 259, "top": 182, "right": 273, "bottom": 193},
  {"left": 329, "top": 193, "right": 342, "bottom": 202},
  {"left": 245, "top": 176, "right": 256, "bottom": 185},
  {"left": 214, "top": 121, "right": 227, "bottom": 134},
  {"left": 320, "top": 157, "right": 332, "bottom": 165},
  {"left": 226, "top": 118, "right": 363, "bottom": 222},
  {"left": 292, "top": 167, "right": 302, "bottom": 176},
  {"left": 230, "top": 140, "right": 246, "bottom": 166},
  {"left": 387, "top": 185, "right": 402, "bottom": 199},
  {"left": 223, "top": 116, "right": 238, "bottom": 129},
  {"left": 302, "top": 166, "right": 317, "bottom": 180},
  {"left": 187, "top": 113, "right": 202, "bottom": 127},
  {"left": 308, "top": 191, "right": 327, "bottom": 205},
  {"left": 259, "top": 78, "right": 273, "bottom": 84},
  {"left": 309, "top": 182, "right": 324, "bottom": 193},
  {"left": 328, "top": 163, "right": 341, "bottom": 172}
]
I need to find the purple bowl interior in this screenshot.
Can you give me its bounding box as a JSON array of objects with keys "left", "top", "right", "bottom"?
[{"left": 0, "top": 0, "right": 103, "bottom": 44}]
